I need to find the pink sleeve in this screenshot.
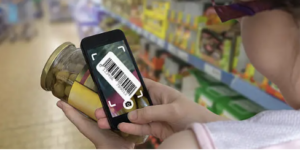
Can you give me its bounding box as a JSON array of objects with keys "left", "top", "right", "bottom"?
[
  {"left": 263, "top": 140, "right": 300, "bottom": 149},
  {"left": 189, "top": 123, "right": 216, "bottom": 149},
  {"left": 188, "top": 110, "right": 300, "bottom": 149}
]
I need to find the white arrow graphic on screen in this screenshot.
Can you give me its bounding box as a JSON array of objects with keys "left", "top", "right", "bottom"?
[
  {"left": 108, "top": 101, "right": 116, "bottom": 107},
  {"left": 118, "top": 46, "right": 126, "bottom": 52},
  {"left": 91, "top": 53, "right": 97, "bottom": 61},
  {"left": 137, "top": 90, "right": 143, "bottom": 98}
]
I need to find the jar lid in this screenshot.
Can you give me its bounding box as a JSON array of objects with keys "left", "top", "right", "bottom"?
[{"left": 40, "top": 42, "right": 75, "bottom": 91}]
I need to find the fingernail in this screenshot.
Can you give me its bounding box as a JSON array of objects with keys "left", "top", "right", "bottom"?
[
  {"left": 128, "top": 110, "right": 137, "bottom": 120},
  {"left": 57, "top": 101, "right": 63, "bottom": 109}
]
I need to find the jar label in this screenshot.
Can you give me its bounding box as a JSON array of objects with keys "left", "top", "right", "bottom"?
[{"left": 68, "top": 82, "right": 102, "bottom": 120}]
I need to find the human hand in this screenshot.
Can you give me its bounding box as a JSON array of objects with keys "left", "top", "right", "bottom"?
[
  {"left": 56, "top": 101, "right": 134, "bottom": 149},
  {"left": 95, "top": 79, "right": 227, "bottom": 140}
]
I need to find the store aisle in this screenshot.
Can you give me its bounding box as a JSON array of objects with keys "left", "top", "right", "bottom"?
[{"left": 0, "top": 14, "right": 94, "bottom": 149}]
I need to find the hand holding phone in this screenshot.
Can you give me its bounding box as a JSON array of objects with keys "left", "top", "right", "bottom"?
[{"left": 80, "top": 29, "right": 153, "bottom": 130}]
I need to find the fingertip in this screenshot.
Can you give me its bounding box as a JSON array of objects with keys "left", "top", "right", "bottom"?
[
  {"left": 118, "top": 123, "right": 151, "bottom": 136},
  {"left": 97, "top": 118, "right": 110, "bottom": 129},
  {"left": 128, "top": 110, "right": 137, "bottom": 121},
  {"left": 118, "top": 122, "right": 130, "bottom": 131},
  {"left": 56, "top": 101, "right": 64, "bottom": 109},
  {"left": 118, "top": 123, "right": 136, "bottom": 134},
  {"left": 95, "top": 108, "right": 106, "bottom": 120}
]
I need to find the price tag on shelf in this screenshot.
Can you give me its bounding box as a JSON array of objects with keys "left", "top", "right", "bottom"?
[
  {"left": 131, "top": 24, "right": 136, "bottom": 30},
  {"left": 141, "top": 30, "right": 146, "bottom": 37},
  {"left": 136, "top": 27, "right": 142, "bottom": 34},
  {"left": 168, "top": 44, "right": 177, "bottom": 55},
  {"left": 157, "top": 39, "right": 165, "bottom": 48},
  {"left": 144, "top": 31, "right": 150, "bottom": 38},
  {"left": 121, "top": 19, "right": 127, "bottom": 24},
  {"left": 177, "top": 51, "right": 188, "bottom": 62},
  {"left": 133, "top": 25, "right": 139, "bottom": 31},
  {"left": 204, "top": 64, "right": 222, "bottom": 81},
  {"left": 150, "top": 34, "right": 156, "bottom": 43}
]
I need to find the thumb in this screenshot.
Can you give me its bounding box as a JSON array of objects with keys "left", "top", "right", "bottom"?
[{"left": 128, "top": 104, "right": 178, "bottom": 124}]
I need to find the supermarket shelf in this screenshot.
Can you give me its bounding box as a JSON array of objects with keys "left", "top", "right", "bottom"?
[
  {"left": 139, "top": 54, "right": 155, "bottom": 69},
  {"left": 100, "top": 6, "right": 292, "bottom": 110},
  {"left": 76, "top": 22, "right": 103, "bottom": 40}
]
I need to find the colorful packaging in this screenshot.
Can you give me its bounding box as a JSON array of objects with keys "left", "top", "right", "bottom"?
[
  {"left": 215, "top": 96, "right": 265, "bottom": 120},
  {"left": 266, "top": 81, "right": 285, "bottom": 101},
  {"left": 196, "top": 85, "right": 239, "bottom": 112}
]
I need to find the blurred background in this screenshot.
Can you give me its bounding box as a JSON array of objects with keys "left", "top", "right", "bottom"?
[{"left": 0, "top": 0, "right": 292, "bottom": 149}]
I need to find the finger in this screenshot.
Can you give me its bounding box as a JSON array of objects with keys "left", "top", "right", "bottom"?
[
  {"left": 143, "top": 78, "right": 182, "bottom": 104},
  {"left": 128, "top": 104, "right": 178, "bottom": 124},
  {"left": 95, "top": 108, "right": 106, "bottom": 120},
  {"left": 143, "top": 78, "right": 158, "bottom": 91},
  {"left": 56, "top": 101, "right": 102, "bottom": 144},
  {"left": 57, "top": 101, "right": 89, "bottom": 125},
  {"left": 118, "top": 123, "right": 151, "bottom": 136},
  {"left": 97, "top": 118, "right": 111, "bottom": 129}
]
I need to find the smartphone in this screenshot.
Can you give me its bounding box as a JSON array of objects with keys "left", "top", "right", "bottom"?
[{"left": 80, "top": 29, "right": 153, "bottom": 130}]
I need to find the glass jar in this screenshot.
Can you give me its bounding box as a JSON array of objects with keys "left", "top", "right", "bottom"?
[{"left": 40, "top": 42, "right": 148, "bottom": 144}]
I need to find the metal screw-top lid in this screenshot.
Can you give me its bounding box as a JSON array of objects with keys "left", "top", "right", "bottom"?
[{"left": 40, "top": 42, "right": 75, "bottom": 91}]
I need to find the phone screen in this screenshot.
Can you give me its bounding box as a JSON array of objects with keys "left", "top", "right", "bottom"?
[{"left": 86, "top": 40, "right": 150, "bottom": 117}]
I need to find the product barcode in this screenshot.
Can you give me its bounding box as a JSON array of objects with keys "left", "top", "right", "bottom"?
[
  {"left": 102, "top": 58, "right": 137, "bottom": 96},
  {"left": 97, "top": 52, "right": 141, "bottom": 101}
]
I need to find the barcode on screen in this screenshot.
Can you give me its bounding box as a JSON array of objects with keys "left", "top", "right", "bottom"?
[
  {"left": 102, "top": 58, "right": 137, "bottom": 96},
  {"left": 97, "top": 52, "right": 141, "bottom": 101}
]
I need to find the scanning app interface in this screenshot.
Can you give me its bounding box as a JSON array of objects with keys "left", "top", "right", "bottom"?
[{"left": 87, "top": 41, "right": 149, "bottom": 117}]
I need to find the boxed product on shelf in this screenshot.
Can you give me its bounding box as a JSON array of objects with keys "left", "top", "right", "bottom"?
[
  {"left": 168, "top": 0, "right": 205, "bottom": 28},
  {"left": 143, "top": 0, "right": 170, "bottom": 39},
  {"left": 202, "top": 1, "right": 234, "bottom": 26},
  {"left": 190, "top": 69, "right": 221, "bottom": 88},
  {"left": 194, "top": 81, "right": 265, "bottom": 120},
  {"left": 103, "top": 0, "right": 144, "bottom": 26},
  {"left": 128, "top": 0, "right": 144, "bottom": 27},
  {"left": 162, "top": 56, "right": 190, "bottom": 90},
  {"left": 182, "top": 69, "right": 221, "bottom": 102},
  {"left": 244, "top": 64, "right": 268, "bottom": 88},
  {"left": 102, "top": 0, "right": 130, "bottom": 19},
  {"left": 167, "top": 0, "right": 207, "bottom": 53},
  {"left": 138, "top": 40, "right": 169, "bottom": 81},
  {"left": 266, "top": 81, "right": 285, "bottom": 101},
  {"left": 232, "top": 38, "right": 249, "bottom": 75},
  {"left": 149, "top": 47, "right": 168, "bottom": 70},
  {"left": 196, "top": 85, "right": 239, "bottom": 112},
  {"left": 214, "top": 96, "right": 265, "bottom": 120},
  {"left": 140, "top": 38, "right": 150, "bottom": 55},
  {"left": 139, "top": 40, "right": 167, "bottom": 70},
  {"left": 99, "top": 17, "right": 121, "bottom": 31},
  {"left": 191, "top": 2, "right": 238, "bottom": 72},
  {"left": 196, "top": 27, "right": 237, "bottom": 72}
]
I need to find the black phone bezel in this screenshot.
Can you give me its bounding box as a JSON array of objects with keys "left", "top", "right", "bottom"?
[{"left": 80, "top": 29, "right": 153, "bottom": 130}]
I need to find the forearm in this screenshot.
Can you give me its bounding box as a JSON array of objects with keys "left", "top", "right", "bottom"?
[
  {"left": 179, "top": 101, "right": 230, "bottom": 125},
  {"left": 159, "top": 130, "right": 200, "bottom": 149}
]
